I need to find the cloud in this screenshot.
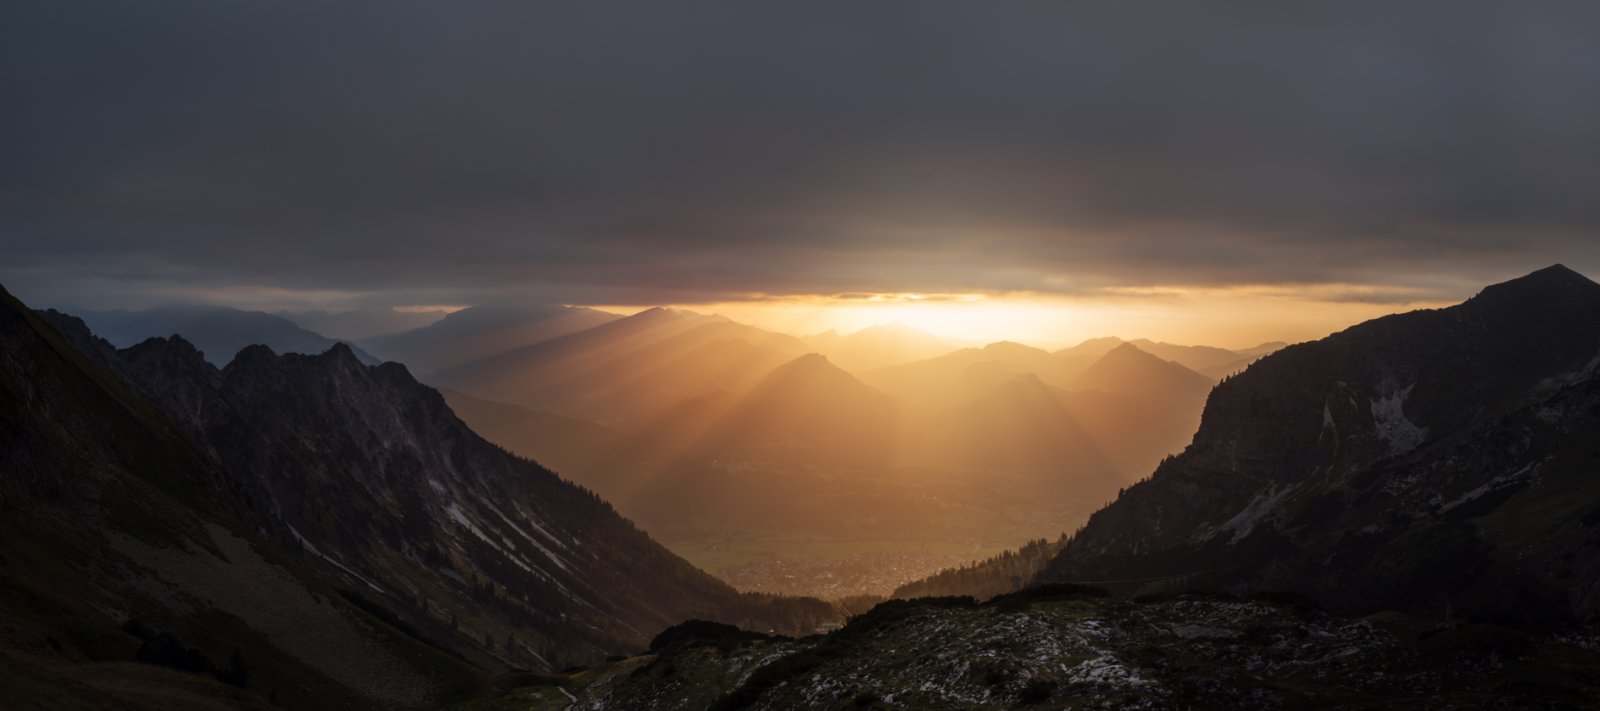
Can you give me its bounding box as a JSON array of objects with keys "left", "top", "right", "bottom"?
[{"left": 3, "top": 1, "right": 1599, "bottom": 309}]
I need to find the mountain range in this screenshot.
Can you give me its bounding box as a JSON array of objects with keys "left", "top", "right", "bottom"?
[
  {"left": 74, "top": 306, "right": 382, "bottom": 367},
  {"left": 11, "top": 265, "right": 1600, "bottom": 708},
  {"left": 473, "top": 265, "right": 1600, "bottom": 708},
  {"left": 36, "top": 292, "right": 1282, "bottom": 602},
  {"left": 5, "top": 287, "right": 834, "bottom": 709}
]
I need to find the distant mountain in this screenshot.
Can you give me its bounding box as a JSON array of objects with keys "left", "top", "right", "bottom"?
[
  {"left": 1057, "top": 344, "right": 1214, "bottom": 479},
  {"left": 74, "top": 305, "right": 380, "bottom": 366},
  {"left": 276, "top": 307, "right": 447, "bottom": 341},
  {"left": 1072, "top": 342, "right": 1214, "bottom": 402},
  {"left": 881, "top": 342, "right": 1213, "bottom": 495},
  {"left": 802, "top": 323, "right": 955, "bottom": 373},
  {"left": 362, "top": 303, "right": 621, "bottom": 375},
  {"left": 1123, "top": 338, "right": 1249, "bottom": 375},
  {"left": 1051, "top": 336, "right": 1128, "bottom": 379},
  {"left": 864, "top": 340, "right": 1069, "bottom": 413},
  {"left": 696, "top": 353, "right": 899, "bottom": 469},
  {"left": 1039, "top": 265, "right": 1600, "bottom": 626},
  {"left": 437, "top": 307, "right": 806, "bottom": 428},
  {"left": 1052, "top": 336, "right": 1287, "bottom": 382},
  {"left": 1194, "top": 340, "right": 1290, "bottom": 379},
  {"left": 6, "top": 291, "right": 477, "bottom": 709},
  {"left": 904, "top": 374, "right": 1118, "bottom": 498}
]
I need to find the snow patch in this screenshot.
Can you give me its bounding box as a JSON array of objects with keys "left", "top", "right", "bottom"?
[
  {"left": 1217, "top": 484, "right": 1295, "bottom": 542},
  {"left": 286, "top": 524, "right": 384, "bottom": 593},
  {"left": 1440, "top": 463, "right": 1535, "bottom": 513},
  {"left": 1369, "top": 383, "right": 1427, "bottom": 454}
]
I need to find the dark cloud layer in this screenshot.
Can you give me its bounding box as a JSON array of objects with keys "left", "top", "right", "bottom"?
[{"left": 3, "top": 1, "right": 1599, "bottom": 308}]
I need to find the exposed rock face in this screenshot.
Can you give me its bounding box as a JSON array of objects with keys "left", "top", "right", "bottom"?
[
  {"left": 4, "top": 290, "right": 466, "bottom": 709},
  {"left": 42, "top": 314, "right": 833, "bottom": 670},
  {"left": 1040, "top": 265, "right": 1600, "bottom": 625}
]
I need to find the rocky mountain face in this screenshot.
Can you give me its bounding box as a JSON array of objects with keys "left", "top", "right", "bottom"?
[
  {"left": 4, "top": 290, "right": 481, "bottom": 710},
  {"left": 38, "top": 309, "right": 835, "bottom": 673},
  {"left": 1039, "top": 265, "right": 1600, "bottom": 625}
]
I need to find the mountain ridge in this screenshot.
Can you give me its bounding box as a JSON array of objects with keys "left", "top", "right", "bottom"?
[{"left": 1038, "top": 265, "right": 1600, "bottom": 625}]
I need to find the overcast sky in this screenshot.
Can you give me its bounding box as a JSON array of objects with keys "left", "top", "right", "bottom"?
[{"left": 3, "top": 1, "right": 1598, "bottom": 316}]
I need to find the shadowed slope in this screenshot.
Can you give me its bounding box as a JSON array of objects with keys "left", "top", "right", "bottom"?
[
  {"left": 5, "top": 291, "right": 480, "bottom": 710},
  {"left": 1040, "top": 265, "right": 1600, "bottom": 625}
]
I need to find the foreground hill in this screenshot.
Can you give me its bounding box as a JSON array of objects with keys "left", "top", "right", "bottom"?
[
  {"left": 1039, "top": 265, "right": 1600, "bottom": 626},
  {"left": 75, "top": 305, "right": 379, "bottom": 366},
  {"left": 493, "top": 593, "right": 1600, "bottom": 710}
]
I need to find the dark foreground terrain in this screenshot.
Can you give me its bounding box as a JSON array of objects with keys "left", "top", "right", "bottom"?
[{"left": 455, "top": 590, "right": 1600, "bottom": 710}]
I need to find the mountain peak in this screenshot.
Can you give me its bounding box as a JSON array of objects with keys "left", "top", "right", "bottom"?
[
  {"left": 771, "top": 351, "right": 840, "bottom": 376},
  {"left": 229, "top": 343, "right": 279, "bottom": 366},
  {"left": 120, "top": 334, "right": 213, "bottom": 372},
  {"left": 1103, "top": 341, "right": 1155, "bottom": 359},
  {"left": 981, "top": 340, "right": 1045, "bottom": 356},
  {"left": 1471, "top": 264, "right": 1600, "bottom": 307},
  {"left": 323, "top": 340, "right": 360, "bottom": 362}
]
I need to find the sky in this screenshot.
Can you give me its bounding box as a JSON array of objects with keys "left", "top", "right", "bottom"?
[{"left": 3, "top": 2, "right": 1598, "bottom": 346}]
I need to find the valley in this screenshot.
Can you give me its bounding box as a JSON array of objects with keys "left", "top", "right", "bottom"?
[{"left": 7, "top": 5, "right": 1596, "bottom": 707}]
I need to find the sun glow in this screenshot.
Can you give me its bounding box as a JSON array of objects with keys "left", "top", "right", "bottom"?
[{"left": 597, "top": 286, "right": 1456, "bottom": 349}]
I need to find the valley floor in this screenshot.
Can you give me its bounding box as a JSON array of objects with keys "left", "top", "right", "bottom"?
[{"left": 665, "top": 535, "right": 1009, "bottom": 599}]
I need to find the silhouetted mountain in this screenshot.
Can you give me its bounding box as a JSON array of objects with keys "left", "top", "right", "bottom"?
[
  {"left": 1194, "top": 340, "right": 1290, "bottom": 379},
  {"left": 1123, "top": 338, "right": 1249, "bottom": 375},
  {"left": 864, "top": 340, "right": 1069, "bottom": 412},
  {"left": 1039, "top": 265, "right": 1600, "bottom": 626},
  {"left": 1051, "top": 336, "right": 1128, "bottom": 379},
  {"left": 802, "top": 323, "right": 955, "bottom": 373},
  {"left": 1073, "top": 342, "right": 1214, "bottom": 402},
  {"left": 276, "top": 307, "right": 447, "bottom": 341},
  {"left": 363, "top": 303, "right": 620, "bottom": 375},
  {"left": 3, "top": 290, "right": 478, "bottom": 709},
  {"left": 438, "top": 307, "right": 805, "bottom": 428},
  {"left": 697, "top": 353, "right": 898, "bottom": 468},
  {"left": 906, "top": 374, "right": 1121, "bottom": 501},
  {"left": 1052, "top": 344, "right": 1214, "bottom": 480},
  {"left": 73, "top": 305, "right": 379, "bottom": 366}
]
